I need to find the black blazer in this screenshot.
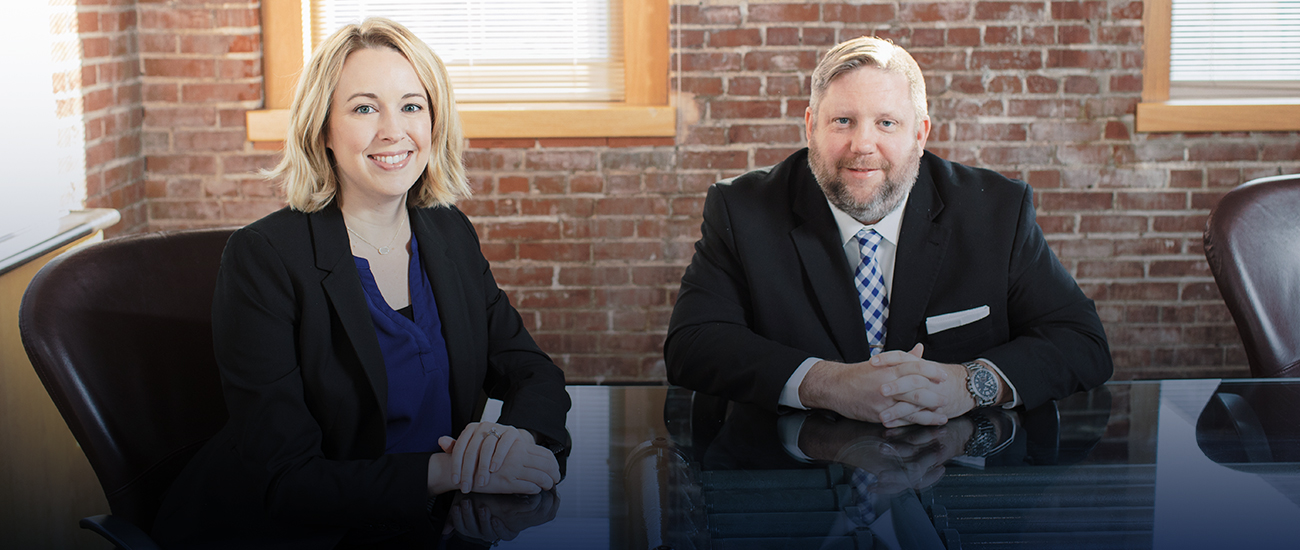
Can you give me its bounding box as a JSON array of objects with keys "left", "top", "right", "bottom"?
[
  {"left": 153, "top": 203, "right": 570, "bottom": 546},
  {"left": 665, "top": 149, "right": 1111, "bottom": 412}
]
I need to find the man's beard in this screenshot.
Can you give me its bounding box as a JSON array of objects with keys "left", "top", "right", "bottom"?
[{"left": 808, "top": 139, "right": 921, "bottom": 225}]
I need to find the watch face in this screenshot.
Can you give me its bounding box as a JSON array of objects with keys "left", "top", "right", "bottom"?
[{"left": 972, "top": 369, "right": 998, "bottom": 400}]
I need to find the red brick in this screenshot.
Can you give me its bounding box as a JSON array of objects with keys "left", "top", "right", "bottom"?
[
  {"left": 173, "top": 130, "right": 246, "bottom": 152},
  {"left": 480, "top": 221, "right": 560, "bottom": 240},
  {"left": 150, "top": 199, "right": 223, "bottom": 221},
  {"left": 948, "top": 27, "right": 981, "bottom": 46},
  {"left": 708, "top": 29, "right": 761, "bottom": 47},
  {"left": 1077, "top": 260, "right": 1143, "bottom": 278},
  {"left": 1099, "top": 26, "right": 1141, "bottom": 45},
  {"left": 980, "top": 145, "right": 1052, "bottom": 165},
  {"left": 219, "top": 59, "right": 261, "bottom": 79},
  {"left": 1188, "top": 143, "right": 1258, "bottom": 162},
  {"left": 976, "top": 2, "right": 1048, "bottom": 21},
  {"left": 985, "top": 26, "right": 1018, "bottom": 45},
  {"left": 1048, "top": 49, "right": 1113, "bottom": 69},
  {"left": 518, "top": 243, "right": 590, "bottom": 262},
  {"left": 728, "top": 124, "right": 803, "bottom": 144},
  {"left": 803, "top": 28, "right": 837, "bottom": 45},
  {"left": 766, "top": 27, "right": 800, "bottom": 46},
  {"left": 1026, "top": 75, "right": 1059, "bottom": 93},
  {"left": 681, "top": 52, "right": 743, "bottom": 72},
  {"left": 1023, "top": 25, "right": 1057, "bottom": 45},
  {"left": 1039, "top": 191, "right": 1113, "bottom": 211},
  {"left": 525, "top": 150, "right": 598, "bottom": 171},
  {"left": 744, "top": 51, "right": 819, "bottom": 72},
  {"left": 748, "top": 4, "right": 819, "bottom": 23},
  {"left": 899, "top": 2, "right": 972, "bottom": 22},
  {"left": 1064, "top": 75, "right": 1099, "bottom": 94},
  {"left": 1059, "top": 25, "right": 1092, "bottom": 44},
  {"left": 467, "top": 139, "right": 533, "bottom": 150},
  {"left": 912, "top": 28, "right": 946, "bottom": 47},
  {"left": 674, "top": 30, "right": 705, "bottom": 49},
  {"left": 596, "top": 197, "right": 669, "bottom": 216},
  {"left": 711, "top": 100, "right": 781, "bottom": 120},
  {"left": 913, "top": 51, "right": 968, "bottom": 71},
  {"left": 1152, "top": 215, "right": 1207, "bottom": 233},
  {"left": 1118, "top": 192, "right": 1186, "bottom": 210},
  {"left": 675, "top": 5, "right": 741, "bottom": 25},
  {"left": 973, "top": 50, "right": 1041, "bottom": 70},
  {"left": 496, "top": 176, "right": 528, "bottom": 193},
  {"left": 767, "top": 75, "right": 806, "bottom": 96},
  {"left": 681, "top": 150, "right": 748, "bottom": 170},
  {"left": 1150, "top": 260, "right": 1209, "bottom": 277},
  {"left": 140, "top": 8, "right": 211, "bottom": 29},
  {"left": 1112, "top": 1, "right": 1144, "bottom": 19},
  {"left": 1030, "top": 121, "right": 1100, "bottom": 141},
  {"left": 213, "top": 8, "right": 258, "bottom": 28},
  {"left": 679, "top": 77, "right": 723, "bottom": 96},
  {"left": 181, "top": 83, "right": 261, "bottom": 103},
  {"left": 1181, "top": 282, "right": 1221, "bottom": 301},
  {"left": 728, "top": 76, "right": 761, "bottom": 96},
  {"left": 594, "top": 241, "right": 666, "bottom": 261},
  {"left": 1052, "top": 1, "right": 1108, "bottom": 20},
  {"left": 1080, "top": 215, "right": 1146, "bottom": 233},
  {"left": 1104, "top": 120, "right": 1130, "bottom": 140},
  {"left": 1008, "top": 99, "right": 1083, "bottom": 118},
  {"left": 824, "top": 3, "right": 896, "bottom": 22},
  {"left": 143, "top": 58, "right": 214, "bottom": 79}
]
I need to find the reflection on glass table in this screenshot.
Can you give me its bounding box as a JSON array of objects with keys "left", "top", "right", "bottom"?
[{"left": 490, "top": 381, "right": 1300, "bottom": 550}]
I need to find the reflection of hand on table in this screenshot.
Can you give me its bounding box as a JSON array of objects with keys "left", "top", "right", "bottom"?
[
  {"left": 443, "top": 491, "right": 560, "bottom": 544},
  {"left": 797, "top": 413, "right": 975, "bottom": 494}
]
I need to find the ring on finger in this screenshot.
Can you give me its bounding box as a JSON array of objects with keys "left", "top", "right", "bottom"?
[{"left": 487, "top": 428, "right": 500, "bottom": 438}]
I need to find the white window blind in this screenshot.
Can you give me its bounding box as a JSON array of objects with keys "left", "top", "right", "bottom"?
[
  {"left": 1170, "top": 0, "right": 1300, "bottom": 100},
  {"left": 311, "top": 0, "right": 625, "bottom": 103}
]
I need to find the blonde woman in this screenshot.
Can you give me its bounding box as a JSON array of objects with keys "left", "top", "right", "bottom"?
[{"left": 154, "top": 18, "right": 569, "bottom": 546}]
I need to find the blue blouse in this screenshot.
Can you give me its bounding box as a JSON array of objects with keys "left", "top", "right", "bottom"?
[{"left": 353, "top": 234, "right": 453, "bottom": 454}]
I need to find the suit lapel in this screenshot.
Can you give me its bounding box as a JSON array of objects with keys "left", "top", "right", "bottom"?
[
  {"left": 788, "top": 157, "right": 873, "bottom": 363},
  {"left": 887, "top": 158, "right": 950, "bottom": 350},
  {"left": 410, "top": 209, "right": 477, "bottom": 428},
  {"left": 310, "top": 204, "right": 389, "bottom": 411}
]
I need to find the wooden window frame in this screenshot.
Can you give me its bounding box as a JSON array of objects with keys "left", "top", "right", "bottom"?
[
  {"left": 247, "top": 0, "right": 674, "bottom": 141},
  {"left": 1136, "top": 0, "right": 1300, "bottom": 132}
]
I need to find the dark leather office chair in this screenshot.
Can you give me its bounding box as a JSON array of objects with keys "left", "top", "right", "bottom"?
[
  {"left": 1204, "top": 174, "right": 1300, "bottom": 378},
  {"left": 18, "top": 229, "right": 235, "bottom": 549}
]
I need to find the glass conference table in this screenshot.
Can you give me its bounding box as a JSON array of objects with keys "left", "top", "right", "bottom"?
[{"left": 475, "top": 379, "right": 1300, "bottom": 550}]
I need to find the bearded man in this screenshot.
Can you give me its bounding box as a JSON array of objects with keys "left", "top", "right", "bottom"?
[{"left": 665, "top": 36, "right": 1112, "bottom": 428}]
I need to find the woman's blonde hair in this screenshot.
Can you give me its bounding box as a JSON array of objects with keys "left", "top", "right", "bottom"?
[{"left": 268, "top": 17, "right": 470, "bottom": 212}]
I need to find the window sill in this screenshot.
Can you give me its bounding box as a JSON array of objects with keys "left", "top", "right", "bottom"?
[
  {"left": 246, "top": 102, "right": 676, "bottom": 142},
  {"left": 1135, "top": 102, "right": 1300, "bottom": 132}
]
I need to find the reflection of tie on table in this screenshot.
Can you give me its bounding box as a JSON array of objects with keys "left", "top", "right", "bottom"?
[
  {"left": 850, "top": 468, "right": 947, "bottom": 550},
  {"left": 855, "top": 228, "right": 889, "bottom": 356}
]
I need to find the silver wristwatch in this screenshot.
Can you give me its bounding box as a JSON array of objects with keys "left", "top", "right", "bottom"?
[{"left": 963, "top": 360, "right": 999, "bottom": 408}]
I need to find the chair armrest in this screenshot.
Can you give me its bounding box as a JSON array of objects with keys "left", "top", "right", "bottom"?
[{"left": 79, "top": 514, "right": 163, "bottom": 550}]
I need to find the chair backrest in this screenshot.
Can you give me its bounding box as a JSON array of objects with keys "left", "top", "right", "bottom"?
[
  {"left": 19, "top": 229, "right": 235, "bottom": 531},
  {"left": 1204, "top": 174, "right": 1300, "bottom": 378}
]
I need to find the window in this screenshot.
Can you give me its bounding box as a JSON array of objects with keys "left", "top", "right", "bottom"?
[
  {"left": 1137, "top": 0, "right": 1300, "bottom": 132},
  {"left": 247, "top": 0, "right": 672, "bottom": 141}
]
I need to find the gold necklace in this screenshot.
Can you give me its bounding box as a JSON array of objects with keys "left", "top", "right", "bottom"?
[{"left": 346, "top": 215, "right": 405, "bottom": 255}]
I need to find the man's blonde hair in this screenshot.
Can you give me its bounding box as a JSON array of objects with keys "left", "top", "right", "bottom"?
[
  {"left": 810, "top": 36, "right": 928, "bottom": 124},
  {"left": 268, "top": 17, "right": 469, "bottom": 212}
]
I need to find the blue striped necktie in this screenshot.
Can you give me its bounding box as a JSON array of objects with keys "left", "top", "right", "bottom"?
[{"left": 854, "top": 228, "right": 889, "bottom": 356}]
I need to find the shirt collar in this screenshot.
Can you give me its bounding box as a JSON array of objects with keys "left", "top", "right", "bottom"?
[{"left": 827, "top": 191, "right": 909, "bottom": 249}]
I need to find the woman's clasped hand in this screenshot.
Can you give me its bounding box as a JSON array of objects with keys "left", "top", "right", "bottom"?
[{"left": 434, "top": 422, "right": 561, "bottom": 494}]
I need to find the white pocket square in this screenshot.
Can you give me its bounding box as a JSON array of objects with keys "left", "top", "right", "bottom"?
[{"left": 925, "top": 305, "right": 990, "bottom": 335}]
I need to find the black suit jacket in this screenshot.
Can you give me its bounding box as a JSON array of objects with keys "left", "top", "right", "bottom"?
[
  {"left": 665, "top": 149, "right": 1111, "bottom": 411},
  {"left": 153, "top": 203, "right": 570, "bottom": 546}
]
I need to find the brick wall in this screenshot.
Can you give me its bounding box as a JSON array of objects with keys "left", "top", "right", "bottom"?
[
  {"left": 136, "top": 0, "right": 281, "bottom": 230},
  {"left": 69, "top": 0, "right": 147, "bottom": 235},
  {"left": 78, "top": 1, "right": 1300, "bottom": 382}
]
